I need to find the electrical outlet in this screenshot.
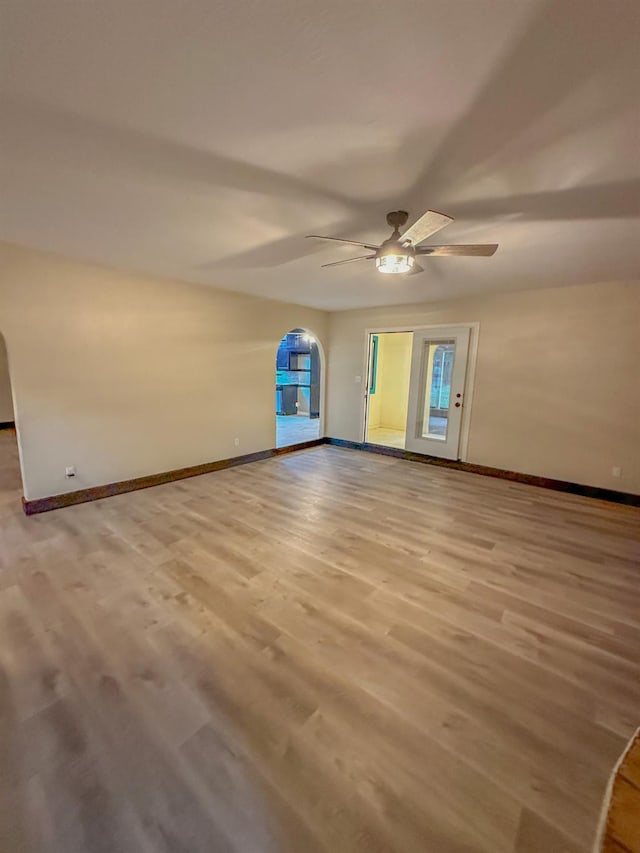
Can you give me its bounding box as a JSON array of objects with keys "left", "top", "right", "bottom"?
[
  {"left": 65, "top": 466, "right": 76, "bottom": 479},
  {"left": 612, "top": 466, "right": 622, "bottom": 478},
  {"left": 234, "top": 438, "right": 240, "bottom": 447}
]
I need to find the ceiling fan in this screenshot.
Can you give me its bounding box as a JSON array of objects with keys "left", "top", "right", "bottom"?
[{"left": 306, "top": 210, "right": 498, "bottom": 275}]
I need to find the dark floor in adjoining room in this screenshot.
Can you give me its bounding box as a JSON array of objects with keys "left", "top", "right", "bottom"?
[
  {"left": 276, "top": 414, "right": 320, "bottom": 447},
  {"left": 0, "top": 427, "right": 23, "bottom": 511},
  {"left": 0, "top": 430, "right": 638, "bottom": 852}
]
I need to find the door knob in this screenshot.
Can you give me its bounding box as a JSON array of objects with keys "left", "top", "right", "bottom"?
[{"left": 455, "top": 402, "right": 461, "bottom": 408}]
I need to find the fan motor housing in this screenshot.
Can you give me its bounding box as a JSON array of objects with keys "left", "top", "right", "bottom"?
[{"left": 386, "top": 210, "right": 409, "bottom": 230}]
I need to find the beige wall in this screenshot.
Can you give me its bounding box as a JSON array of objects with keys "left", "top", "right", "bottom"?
[
  {"left": 0, "top": 336, "right": 14, "bottom": 422},
  {"left": 0, "top": 242, "right": 327, "bottom": 500},
  {"left": 327, "top": 281, "right": 640, "bottom": 494},
  {"left": 1, "top": 239, "right": 638, "bottom": 501}
]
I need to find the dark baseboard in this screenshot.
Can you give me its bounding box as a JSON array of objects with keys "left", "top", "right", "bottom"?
[
  {"left": 0, "top": 421, "right": 15, "bottom": 430},
  {"left": 21, "top": 434, "right": 639, "bottom": 514},
  {"left": 22, "top": 438, "right": 325, "bottom": 515},
  {"left": 273, "top": 437, "right": 325, "bottom": 455},
  {"left": 325, "top": 438, "right": 640, "bottom": 507}
]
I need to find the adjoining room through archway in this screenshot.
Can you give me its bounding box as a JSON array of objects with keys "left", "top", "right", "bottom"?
[
  {"left": 275, "top": 328, "right": 321, "bottom": 448},
  {"left": 0, "top": 333, "right": 23, "bottom": 509}
]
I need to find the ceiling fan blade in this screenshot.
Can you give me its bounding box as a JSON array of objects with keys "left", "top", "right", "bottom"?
[
  {"left": 321, "top": 255, "right": 375, "bottom": 268},
  {"left": 408, "top": 262, "right": 425, "bottom": 275},
  {"left": 306, "top": 235, "right": 379, "bottom": 250},
  {"left": 417, "top": 244, "right": 499, "bottom": 256},
  {"left": 400, "top": 210, "right": 453, "bottom": 246}
]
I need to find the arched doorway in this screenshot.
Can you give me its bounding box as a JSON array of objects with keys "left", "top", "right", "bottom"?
[{"left": 276, "top": 328, "right": 321, "bottom": 448}]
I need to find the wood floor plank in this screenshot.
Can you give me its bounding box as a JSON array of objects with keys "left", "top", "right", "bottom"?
[
  {"left": 0, "top": 431, "right": 639, "bottom": 851},
  {"left": 515, "top": 808, "right": 584, "bottom": 853}
]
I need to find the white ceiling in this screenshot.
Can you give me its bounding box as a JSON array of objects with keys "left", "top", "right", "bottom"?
[{"left": 1, "top": 0, "right": 638, "bottom": 310}]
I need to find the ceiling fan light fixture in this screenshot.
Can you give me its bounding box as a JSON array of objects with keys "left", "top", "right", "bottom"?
[
  {"left": 375, "top": 253, "right": 415, "bottom": 275},
  {"left": 308, "top": 209, "right": 498, "bottom": 274}
]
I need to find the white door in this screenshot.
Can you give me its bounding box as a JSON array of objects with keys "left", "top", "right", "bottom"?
[{"left": 405, "top": 326, "right": 470, "bottom": 459}]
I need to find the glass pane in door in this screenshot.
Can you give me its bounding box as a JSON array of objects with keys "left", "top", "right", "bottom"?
[
  {"left": 420, "top": 340, "right": 455, "bottom": 441},
  {"left": 405, "top": 325, "right": 470, "bottom": 459}
]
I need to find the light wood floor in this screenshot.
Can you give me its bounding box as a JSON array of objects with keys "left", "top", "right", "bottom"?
[{"left": 1, "top": 429, "right": 639, "bottom": 853}]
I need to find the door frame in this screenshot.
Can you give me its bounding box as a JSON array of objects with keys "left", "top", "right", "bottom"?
[{"left": 361, "top": 322, "right": 479, "bottom": 461}]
